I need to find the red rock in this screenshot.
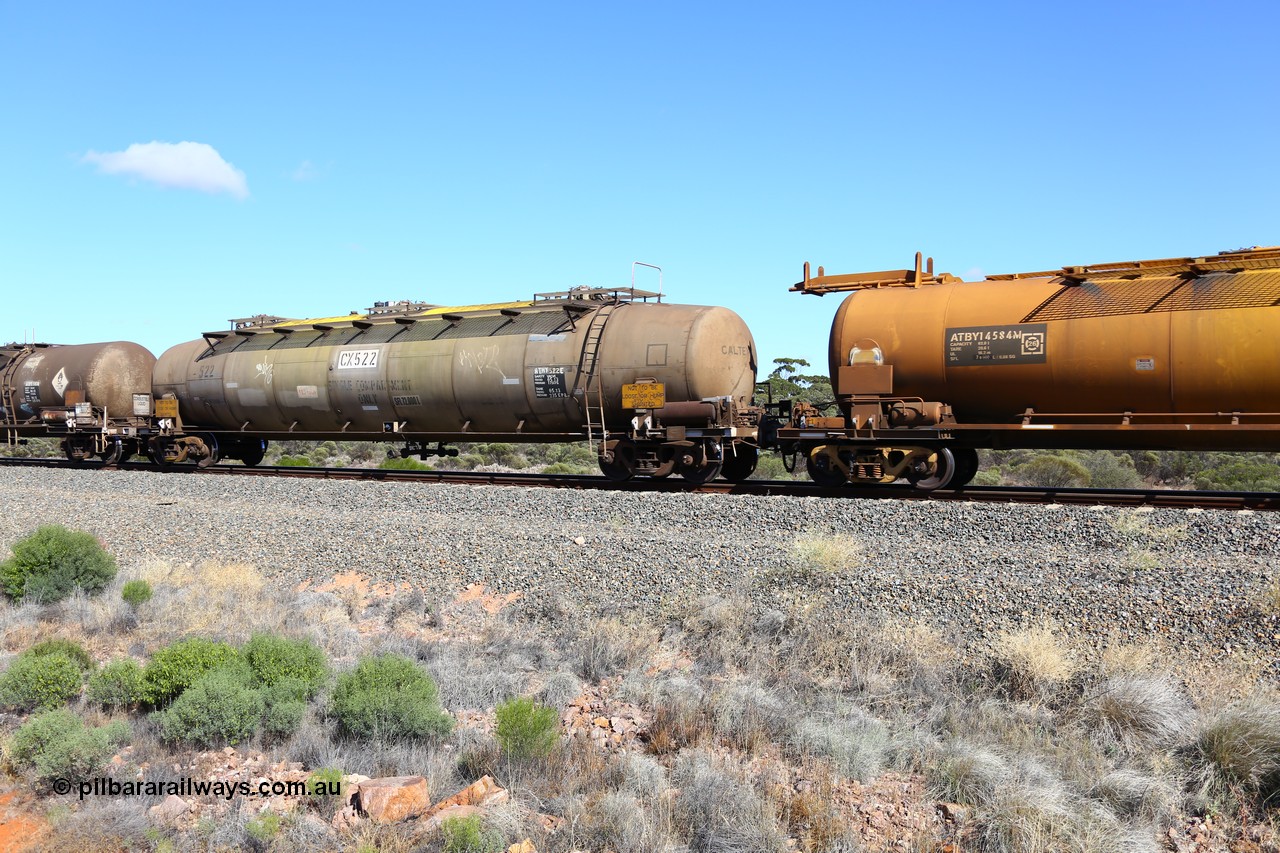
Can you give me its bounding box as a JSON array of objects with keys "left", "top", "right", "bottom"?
[
  {"left": 147, "top": 794, "right": 190, "bottom": 825},
  {"left": 356, "top": 776, "right": 431, "bottom": 823},
  {"left": 423, "top": 804, "right": 480, "bottom": 830},
  {"left": 424, "top": 775, "right": 507, "bottom": 817}
]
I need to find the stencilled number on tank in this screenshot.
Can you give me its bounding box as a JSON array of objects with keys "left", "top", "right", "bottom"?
[
  {"left": 336, "top": 350, "right": 380, "bottom": 370},
  {"left": 198, "top": 366, "right": 216, "bottom": 379}
]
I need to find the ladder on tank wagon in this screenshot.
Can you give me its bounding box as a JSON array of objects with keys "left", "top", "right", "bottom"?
[
  {"left": 572, "top": 304, "right": 619, "bottom": 450},
  {"left": 1, "top": 347, "right": 32, "bottom": 437}
]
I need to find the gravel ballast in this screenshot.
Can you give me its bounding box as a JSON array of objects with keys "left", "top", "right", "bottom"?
[{"left": 1, "top": 467, "right": 1277, "bottom": 667}]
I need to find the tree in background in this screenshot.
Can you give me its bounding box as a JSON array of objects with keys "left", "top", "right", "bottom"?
[{"left": 759, "top": 358, "right": 837, "bottom": 415}]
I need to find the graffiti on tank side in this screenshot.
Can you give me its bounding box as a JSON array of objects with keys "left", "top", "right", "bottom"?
[{"left": 457, "top": 346, "right": 511, "bottom": 382}]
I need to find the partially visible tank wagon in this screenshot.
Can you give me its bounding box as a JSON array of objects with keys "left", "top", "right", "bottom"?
[
  {"left": 782, "top": 247, "right": 1280, "bottom": 489},
  {"left": 150, "top": 286, "right": 762, "bottom": 481},
  {"left": 1, "top": 341, "right": 160, "bottom": 462}
]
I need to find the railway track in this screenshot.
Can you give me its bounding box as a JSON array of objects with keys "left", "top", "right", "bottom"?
[{"left": 1, "top": 455, "right": 1276, "bottom": 510}]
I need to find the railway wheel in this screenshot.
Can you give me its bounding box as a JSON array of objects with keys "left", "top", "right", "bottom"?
[
  {"left": 951, "top": 448, "right": 980, "bottom": 488},
  {"left": 720, "top": 446, "right": 758, "bottom": 483},
  {"left": 63, "top": 437, "right": 94, "bottom": 463},
  {"left": 907, "top": 447, "right": 956, "bottom": 491},
  {"left": 680, "top": 460, "right": 722, "bottom": 484},
  {"left": 599, "top": 439, "right": 637, "bottom": 481},
  {"left": 146, "top": 438, "right": 172, "bottom": 469},
  {"left": 238, "top": 440, "right": 267, "bottom": 467},
  {"left": 805, "top": 450, "right": 847, "bottom": 487},
  {"left": 99, "top": 439, "right": 125, "bottom": 466},
  {"left": 676, "top": 444, "right": 721, "bottom": 484}
]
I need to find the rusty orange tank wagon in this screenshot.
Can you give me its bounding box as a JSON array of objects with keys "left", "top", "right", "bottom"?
[{"left": 783, "top": 247, "right": 1280, "bottom": 489}]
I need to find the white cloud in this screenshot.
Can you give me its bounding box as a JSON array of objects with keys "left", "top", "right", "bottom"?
[
  {"left": 292, "top": 159, "right": 318, "bottom": 181},
  {"left": 82, "top": 141, "right": 249, "bottom": 199}
]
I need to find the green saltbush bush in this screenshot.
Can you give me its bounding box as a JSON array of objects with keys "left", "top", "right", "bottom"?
[
  {"left": 0, "top": 525, "right": 117, "bottom": 602},
  {"left": 263, "top": 699, "right": 307, "bottom": 741},
  {"left": 330, "top": 654, "right": 453, "bottom": 740},
  {"left": 243, "top": 634, "right": 327, "bottom": 697},
  {"left": 0, "top": 649, "right": 85, "bottom": 710},
  {"left": 156, "top": 666, "right": 264, "bottom": 746},
  {"left": 24, "top": 638, "right": 95, "bottom": 673},
  {"left": 87, "top": 658, "right": 147, "bottom": 708},
  {"left": 495, "top": 696, "right": 560, "bottom": 759},
  {"left": 441, "top": 813, "right": 504, "bottom": 853},
  {"left": 9, "top": 709, "right": 130, "bottom": 786},
  {"left": 141, "top": 637, "right": 238, "bottom": 706},
  {"left": 378, "top": 456, "right": 432, "bottom": 471},
  {"left": 121, "top": 579, "right": 153, "bottom": 609}
]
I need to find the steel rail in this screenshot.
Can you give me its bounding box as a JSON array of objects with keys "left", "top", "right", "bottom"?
[{"left": 1, "top": 456, "right": 1277, "bottom": 510}]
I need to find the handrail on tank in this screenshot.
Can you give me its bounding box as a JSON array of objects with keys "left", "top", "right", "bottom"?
[{"left": 632, "top": 262, "right": 663, "bottom": 303}]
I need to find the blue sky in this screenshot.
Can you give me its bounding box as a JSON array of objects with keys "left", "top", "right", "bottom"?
[{"left": 2, "top": 1, "right": 1276, "bottom": 376}]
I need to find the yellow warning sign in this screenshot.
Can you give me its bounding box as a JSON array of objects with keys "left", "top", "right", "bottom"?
[
  {"left": 621, "top": 382, "right": 665, "bottom": 409},
  {"left": 154, "top": 398, "right": 180, "bottom": 418}
]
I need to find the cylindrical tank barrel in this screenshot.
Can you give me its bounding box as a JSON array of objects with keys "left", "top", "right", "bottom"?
[
  {"left": 1, "top": 342, "right": 156, "bottom": 422},
  {"left": 829, "top": 271, "right": 1280, "bottom": 421},
  {"left": 154, "top": 301, "right": 757, "bottom": 436}
]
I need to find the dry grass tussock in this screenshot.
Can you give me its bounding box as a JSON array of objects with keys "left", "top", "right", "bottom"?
[
  {"left": 138, "top": 560, "right": 271, "bottom": 637},
  {"left": 990, "top": 622, "right": 1078, "bottom": 700},
  {"left": 1085, "top": 674, "right": 1193, "bottom": 751},
  {"left": 1260, "top": 573, "right": 1280, "bottom": 617},
  {"left": 785, "top": 529, "right": 864, "bottom": 577}
]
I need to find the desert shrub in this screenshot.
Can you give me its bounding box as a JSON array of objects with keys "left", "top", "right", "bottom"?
[
  {"left": 441, "top": 813, "right": 503, "bottom": 853},
  {"left": 379, "top": 456, "right": 432, "bottom": 471},
  {"left": 9, "top": 709, "right": 129, "bottom": 785},
  {"left": 142, "top": 637, "right": 238, "bottom": 705},
  {"left": 156, "top": 667, "right": 264, "bottom": 746},
  {"left": 1081, "top": 451, "right": 1145, "bottom": 489},
  {"left": 277, "top": 455, "right": 311, "bottom": 466},
  {"left": 330, "top": 654, "right": 453, "bottom": 740},
  {"left": 25, "top": 638, "right": 95, "bottom": 673},
  {"left": 243, "top": 634, "right": 327, "bottom": 696},
  {"left": 121, "top": 579, "right": 153, "bottom": 609},
  {"left": 245, "top": 811, "right": 282, "bottom": 844},
  {"left": 0, "top": 650, "right": 84, "bottom": 710},
  {"left": 0, "top": 524, "right": 117, "bottom": 602},
  {"left": 495, "top": 696, "right": 559, "bottom": 760},
  {"left": 87, "top": 658, "right": 146, "bottom": 708},
  {"left": 540, "top": 462, "right": 582, "bottom": 475},
  {"left": 1015, "top": 455, "right": 1091, "bottom": 488},
  {"left": 307, "top": 766, "right": 345, "bottom": 799},
  {"left": 262, "top": 698, "right": 307, "bottom": 741}
]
